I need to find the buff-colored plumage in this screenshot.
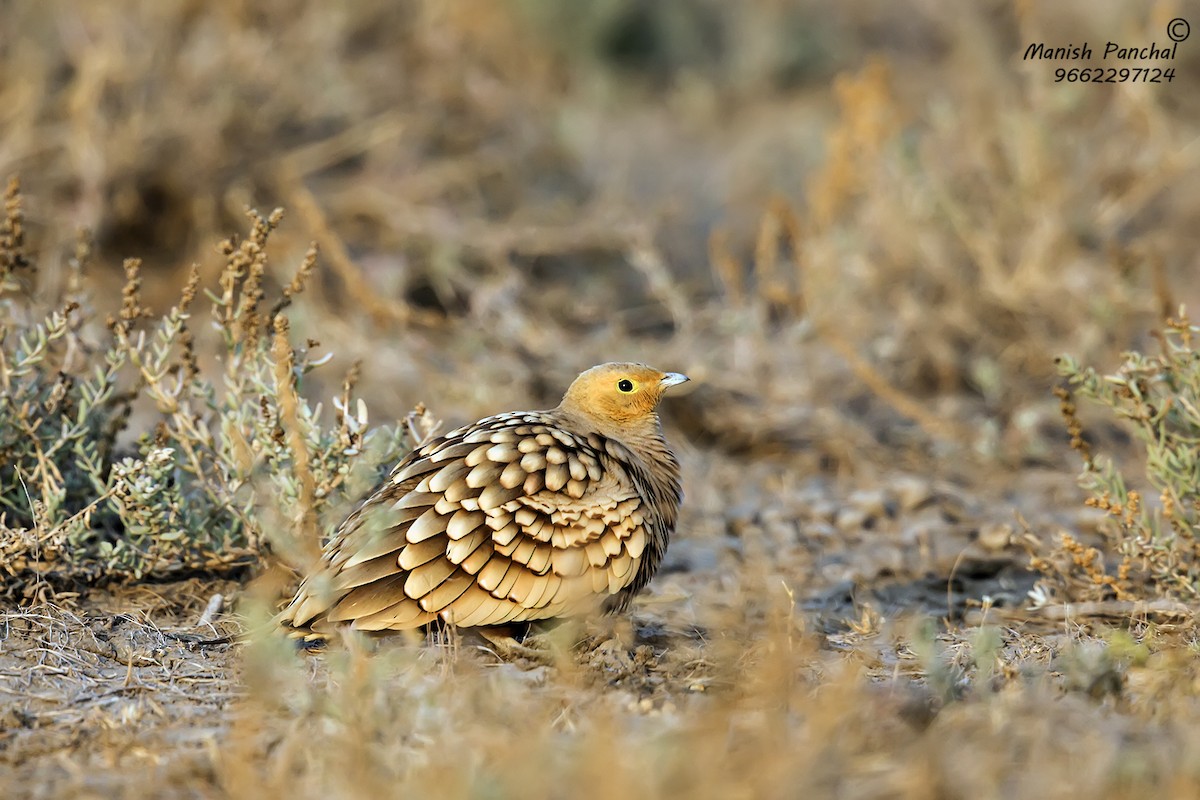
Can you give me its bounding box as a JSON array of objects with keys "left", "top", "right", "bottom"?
[{"left": 278, "top": 363, "right": 687, "bottom": 637}]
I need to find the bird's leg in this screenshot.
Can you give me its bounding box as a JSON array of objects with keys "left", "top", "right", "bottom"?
[
  {"left": 472, "top": 623, "right": 534, "bottom": 659},
  {"left": 475, "top": 619, "right": 589, "bottom": 664}
]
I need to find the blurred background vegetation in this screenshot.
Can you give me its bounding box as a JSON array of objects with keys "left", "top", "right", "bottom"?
[{"left": 5, "top": 0, "right": 1197, "bottom": 445}]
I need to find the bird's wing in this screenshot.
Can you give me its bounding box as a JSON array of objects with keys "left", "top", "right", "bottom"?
[{"left": 280, "top": 412, "right": 653, "bottom": 631}]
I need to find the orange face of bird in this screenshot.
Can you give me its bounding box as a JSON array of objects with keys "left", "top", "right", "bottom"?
[{"left": 560, "top": 362, "right": 689, "bottom": 427}]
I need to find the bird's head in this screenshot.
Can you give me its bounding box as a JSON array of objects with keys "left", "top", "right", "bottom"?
[{"left": 558, "top": 362, "right": 689, "bottom": 435}]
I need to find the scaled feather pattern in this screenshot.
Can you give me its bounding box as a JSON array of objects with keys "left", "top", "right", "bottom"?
[{"left": 279, "top": 363, "right": 687, "bottom": 635}]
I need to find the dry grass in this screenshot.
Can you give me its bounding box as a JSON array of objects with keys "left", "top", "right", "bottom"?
[{"left": 4, "top": 1, "right": 1200, "bottom": 798}]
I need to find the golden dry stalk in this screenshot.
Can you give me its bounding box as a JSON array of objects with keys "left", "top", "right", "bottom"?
[{"left": 279, "top": 362, "right": 688, "bottom": 636}]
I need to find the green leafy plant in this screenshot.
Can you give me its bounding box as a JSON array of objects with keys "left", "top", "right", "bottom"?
[
  {"left": 0, "top": 178, "right": 410, "bottom": 598},
  {"left": 1038, "top": 310, "right": 1200, "bottom": 600}
]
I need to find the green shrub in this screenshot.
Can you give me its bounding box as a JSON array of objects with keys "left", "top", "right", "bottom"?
[
  {"left": 0, "top": 178, "right": 410, "bottom": 599},
  {"left": 1041, "top": 311, "right": 1200, "bottom": 600}
]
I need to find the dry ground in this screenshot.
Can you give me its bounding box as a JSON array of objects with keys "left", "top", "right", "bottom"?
[{"left": 4, "top": 2, "right": 1200, "bottom": 798}]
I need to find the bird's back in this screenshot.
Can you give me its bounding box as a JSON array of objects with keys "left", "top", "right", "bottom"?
[{"left": 278, "top": 407, "right": 681, "bottom": 637}]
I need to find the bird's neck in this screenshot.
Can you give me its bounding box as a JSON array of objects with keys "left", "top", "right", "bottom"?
[
  {"left": 608, "top": 414, "right": 682, "bottom": 510},
  {"left": 557, "top": 407, "right": 660, "bottom": 453},
  {"left": 619, "top": 413, "right": 673, "bottom": 465}
]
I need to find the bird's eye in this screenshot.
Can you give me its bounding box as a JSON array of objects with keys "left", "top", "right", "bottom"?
[{"left": 617, "top": 379, "right": 635, "bottom": 393}]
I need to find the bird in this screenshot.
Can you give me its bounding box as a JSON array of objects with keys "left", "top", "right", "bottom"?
[{"left": 278, "top": 362, "right": 688, "bottom": 639}]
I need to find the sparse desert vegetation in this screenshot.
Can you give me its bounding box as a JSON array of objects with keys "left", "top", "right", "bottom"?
[{"left": 4, "top": 2, "right": 1200, "bottom": 798}]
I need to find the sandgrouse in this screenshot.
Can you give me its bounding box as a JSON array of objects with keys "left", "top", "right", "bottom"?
[{"left": 278, "top": 362, "right": 687, "bottom": 637}]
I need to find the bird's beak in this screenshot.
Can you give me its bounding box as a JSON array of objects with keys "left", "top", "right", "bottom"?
[{"left": 659, "top": 372, "right": 689, "bottom": 389}]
